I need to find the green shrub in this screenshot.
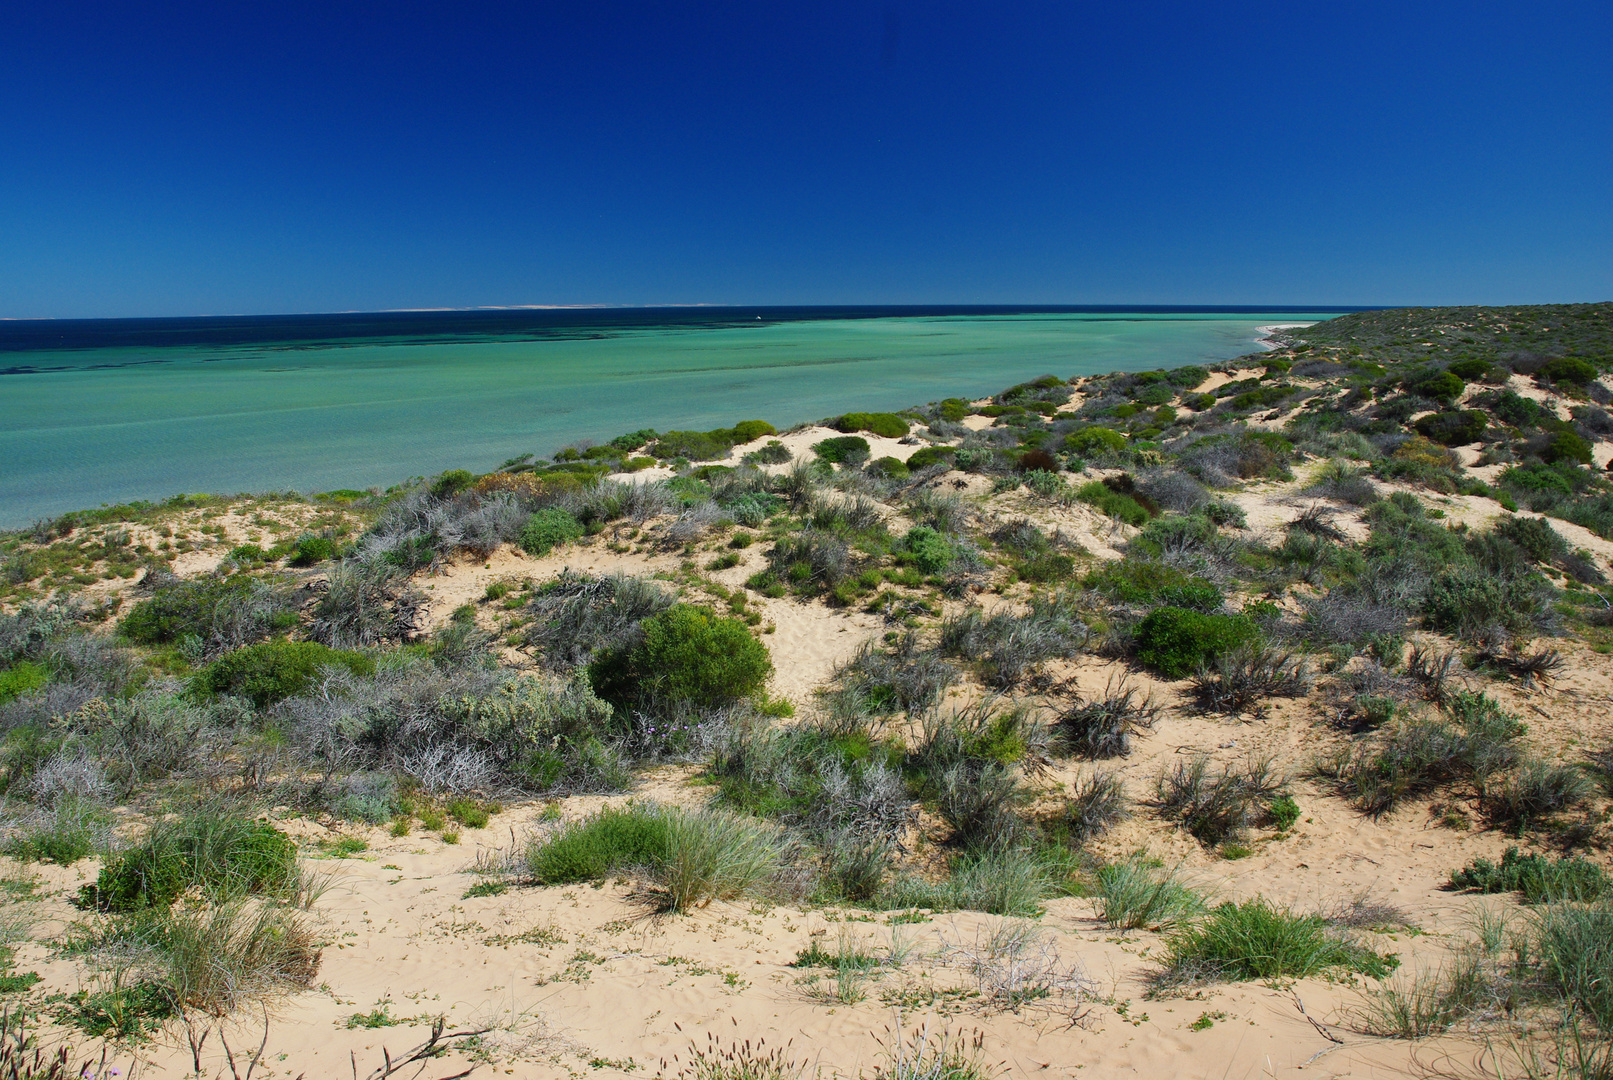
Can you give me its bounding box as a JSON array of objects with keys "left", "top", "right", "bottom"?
[
  {"left": 1542, "top": 429, "right": 1594, "bottom": 465},
  {"left": 431, "top": 469, "right": 475, "bottom": 498},
  {"left": 518, "top": 508, "right": 585, "bottom": 557},
  {"left": 899, "top": 527, "right": 954, "bottom": 573},
  {"left": 1065, "top": 427, "right": 1127, "bottom": 456},
  {"left": 610, "top": 428, "right": 659, "bottom": 451},
  {"left": 730, "top": 420, "right": 777, "bottom": 442},
  {"left": 192, "top": 639, "right": 373, "bottom": 707},
  {"left": 121, "top": 575, "right": 294, "bottom": 648},
  {"left": 589, "top": 603, "right": 772, "bottom": 712},
  {"left": 743, "top": 440, "right": 793, "bottom": 465},
  {"left": 1542, "top": 356, "right": 1599, "bottom": 385},
  {"left": 653, "top": 808, "right": 781, "bottom": 912},
  {"left": 0, "top": 661, "right": 47, "bottom": 705},
  {"left": 1450, "top": 847, "right": 1607, "bottom": 903},
  {"left": 905, "top": 446, "right": 954, "bottom": 471},
  {"left": 1406, "top": 370, "right": 1465, "bottom": 402},
  {"left": 1414, "top": 410, "right": 1487, "bottom": 446},
  {"left": 837, "top": 412, "right": 909, "bottom": 439},
  {"left": 1163, "top": 899, "right": 1398, "bottom": 983},
  {"left": 1447, "top": 359, "right": 1492, "bottom": 380},
  {"left": 938, "top": 398, "right": 970, "bottom": 422},
  {"left": 867, "top": 456, "right": 911, "bottom": 480},
  {"left": 1423, "top": 567, "right": 1545, "bottom": 640},
  {"left": 1134, "top": 607, "right": 1257, "bottom": 678},
  {"left": 288, "top": 535, "right": 339, "bottom": 567},
  {"left": 81, "top": 810, "right": 300, "bottom": 911},
  {"left": 813, "top": 435, "right": 871, "bottom": 465},
  {"left": 1076, "top": 482, "right": 1151, "bottom": 526},
  {"left": 2, "top": 804, "right": 101, "bottom": 865}
]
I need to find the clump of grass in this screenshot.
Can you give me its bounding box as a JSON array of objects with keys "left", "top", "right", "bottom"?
[
  {"left": 1188, "top": 642, "right": 1309, "bottom": 714},
  {"left": 525, "top": 804, "right": 781, "bottom": 913},
  {"left": 79, "top": 805, "right": 304, "bottom": 911},
  {"left": 1051, "top": 677, "right": 1158, "bottom": 759},
  {"left": 1057, "top": 771, "right": 1128, "bottom": 843},
  {"left": 1092, "top": 857, "right": 1206, "bottom": 931},
  {"left": 938, "top": 595, "right": 1087, "bottom": 689},
  {"left": 1482, "top": 759, "right": 1596, "bottom": 831},
  {"left": 1152, "top": 754, "right": 1287, "bottom": 847},
  {"left": 1356, "top": 950, "right": 1492, "bottom": 1038},
  {"left": 1318, "top": 691, "right": 1524, "bottom": 816},
  {"left": 661, "top": 1030, "right": 809, "bottom": 1080},
  {"left": 1450, "top": 847, "right": 1608, "bottom": 903},
  {"left": 1161, "top": 898, "right": 1398, "bottom": 984}
]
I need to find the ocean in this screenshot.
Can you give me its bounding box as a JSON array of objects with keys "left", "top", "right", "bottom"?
[{"left": 0, "top": 306, "right": 1350, "bottom": 527}]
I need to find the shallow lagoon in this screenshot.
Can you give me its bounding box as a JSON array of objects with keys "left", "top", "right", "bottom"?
[{"left": 0, "top": 307, "right": 1342, "bottom": 525}]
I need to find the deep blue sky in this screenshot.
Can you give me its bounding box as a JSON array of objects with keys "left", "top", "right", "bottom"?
[{"left": 3, "top": 1, "right": 1610, "bottom": 318}]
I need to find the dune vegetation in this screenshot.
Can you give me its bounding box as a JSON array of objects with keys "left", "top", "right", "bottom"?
[{"left": 3, "top": 302, "right": 1613, "bottom": 1077}]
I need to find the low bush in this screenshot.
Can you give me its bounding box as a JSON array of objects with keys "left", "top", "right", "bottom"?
[
  {"left": 121, "top": 575, "right": 298, "bottom": 654},
  {"left": 866, "top": 455, "right": 910, "bottom": 480},
  {"left": 525, "top": 570, "right": 673, "bottom": 670},
  {"left": 0, "top": 662, "right": 47, "bottom": 705},
  {"left": 193, "top": 640, "right": 374, "bottom": 708},
  {"left": 905, "top": 445, "right": 955, "bottom": 471},
  {"left": 1162, "top": 899, "right": 1398, "bottom": 983},
  {"left": 813, "top": 435, "right": 872, "bottom": 466},
  {"left": 1188, "top": 643, "right": 1310, "bottom": 713},
  {"left": 837, "top": 412, "right": 909, "bottom": 439},
  {"left": 1065, "top": 427, "right": 1127, "bottom": 456},
  {"left": 1483, "top": 759, "right": 1596, "bottom": 831},
  {"left": 938, "top": 595, "right": 1087, "bottom": 688},
  {"left": 307, "top": 560, "right": 424, "bottom": 648},
  {"left": 1414, "top": 410, "right": 1487, "bottom": 446},
  {"left": 519, "top": 508, "right": 585, "bottom": 556},
  {"left": 1052, "top": 678, "right": 1158, "bottom": 759},
  {"left": 1423, "top": 566, "right": 1549, "bottom": 641},
  {"left": 898, "top": 526, "right": 954, "bottom": 573},
  {"left": 1153, "top": 754, "right": 1286, "bottom": 847},
  {"left": 1449, "top": 847, "right": 1607, "bottom": 903},
  {"left": 288, "top": 534, "right": 339, "bottom": 566},
  {"left": 1059, "top": 771, "right": 1129, "bottom": 842},
  {"left": 744, "top": 439, "right": 793, "bottom": 465},
  {"left": 1321, "top": 692, "right": 1524, "bottom": 815},
  {"left": 588, "top": 603, "right": 773, "bottom": 714},
  {"left": 81, "top": 807, "right": 302, "bottom": 911},
  {"left": 1076, "top": 481, "right": 1151, "bottom": 526},
  {"left": 1542, "top": 355, "right": 1599, "bottom": 385},
  {"left": 1133, "top": 607, "right": 1258, "bottom": 679},
  {"left": 1093, "top": 857, "right": 1205, "bottom": 930}
]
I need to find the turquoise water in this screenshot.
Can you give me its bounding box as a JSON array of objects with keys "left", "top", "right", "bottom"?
[{"left": 0, "top": 308, "right": 1340, "bottom": 526}]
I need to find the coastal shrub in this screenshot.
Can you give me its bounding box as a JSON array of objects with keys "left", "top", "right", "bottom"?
[
  {"left": 650, "top": 430, "right": 730, "bottom": 461},
  {"left": 898, "top": 526, "right": 954, "bottom": 573},
  {"left": 1076, "top": 481, "right": 1150, "bottom": 525},
  {"left": 1542, "top": 355, "right": 1599, "bottom": 385},
  {"left": 120, "top": 574, "right": 298, "bottom": 653},
  {"left": 1322, "top": 692, "right": 1524, "bottom": 815},
  {"left": 1483, "top": 759, "right": 1596, "bottom": 831},
  {"left": 866, "top": 455, "right": 910, "bottom": 480},
  {"left": 588, "top": 603, "right": 772, "bottom": 713},
  {"left": 1133, "top": 607, "right": 1257, "bottom": 678},
  {"left": 1052, "top": 679, "right": 1158, "bottom": 759},
  {"left": 765, "top": 530, "right": 852, "bottom": 591},
  {"left": 744, "top": 439, "right": 792, "bottom": 465},
  {"left": 525, "top": 571, "right": 673, "bottom": 669},
  {"left": 1447, "top": 358, "right": 1492, "bottom": 380},
  {"left": 1405, "top": 370, "right": 1465, "bottom": 402},
  {"left": 1065, "top": 427, "right": 1127, "bottom": 456},
  {"left": 1541, "top": 428, "right": 1594, "bottom": 465},
  {"left": 81, "top": 807, "right": 301, "bottom": 911},
  {"left": 1162, "top": 899, "right": 1397, "bottom": 983},
  {"left": 905, "top": 446, "right": 955, "bottom": 471},
  {"left": 837, "top": 412, "right": 909, "bottom": 439},
  {"left": 813, "top": 435, "right": 871, "bottom": 466},
  {"left": 193, "top": 640, "right": 374, "bottom": 708},
  {"left": 1188, "top": 643, "right": 1310, "bottom": 713},
  {"left": 307, "top": 560, "right": 424, "bottom": 648},
  {"left": 288, "top": 534, "right": 339, "bottom": 566},
  {"left": 1414, "top": 410, "right": 1487, "bottom": 446},
  {"left": 1423, "top": 566, "right": 1546, "bottom": 640},
  {"left": 519, "top": 508, "right": 585, "bottom": 556},
  {"left": 1450, "top": 847, "right": 1608, "bottom": 903},
  {"left": 938, "top": 595, "right": 1087, "bottom": 688}
]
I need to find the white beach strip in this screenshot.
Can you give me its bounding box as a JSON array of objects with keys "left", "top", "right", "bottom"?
[{"left": 1253, "top": 322, "right": 1314, "bottom": 350}]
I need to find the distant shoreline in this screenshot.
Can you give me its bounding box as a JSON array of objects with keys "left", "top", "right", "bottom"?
[{"left": 1253, "top": 323, "right": 1315, "bottom": 351}]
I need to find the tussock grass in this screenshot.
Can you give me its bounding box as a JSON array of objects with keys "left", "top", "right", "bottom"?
[
  {"left": 1152, "top": 754, "right": 1287, "bottom": 847},
  {"left": 1161, "top": 898, "right": 1397, "bottom": 984},
  {"left": 1092, "top": 857, "right": 1205, "bottom": 931}
]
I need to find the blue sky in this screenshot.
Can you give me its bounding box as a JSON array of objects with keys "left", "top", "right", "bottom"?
[{"left": 2, "top": 1, "right": 1609, "bottom": 317}]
